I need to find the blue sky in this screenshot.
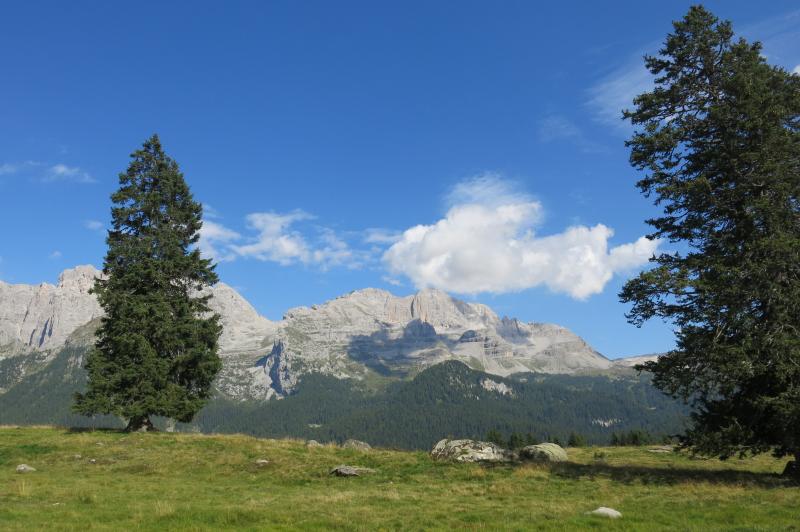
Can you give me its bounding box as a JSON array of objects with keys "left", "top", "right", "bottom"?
[{"left": 2, "top": 1, "right": 799, "bottom": 358}]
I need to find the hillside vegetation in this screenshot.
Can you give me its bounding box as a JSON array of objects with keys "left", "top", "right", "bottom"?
[
  {"left": 0, "top": 351, "right": 687, "bottom": 448},
  {"left": 1, "top": 427, "right": 798, "bottom": 530}
]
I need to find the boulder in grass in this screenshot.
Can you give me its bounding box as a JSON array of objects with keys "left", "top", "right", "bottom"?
[
  {"left": 255, "top": 459, "right": 270, "bottom": 467},
  {"left": 430, "top": 439, "right": 513, "bottom": 463},
  {"left": 16, "top": 464, "right": 36, "bottom": 473},
  {"left": 519, "top": 443, "right": 568, "bottom": 463},
  {"left": 588, "top": 507, "right": 622, "bottom": 519},
  {"left": 306, "top": 440, "right": 322, "bottom": 448},
  {"left": 342, "top": 439, "right": 371, "bottom": 451},
  {"left": 330, "top": 465, "right": 376, "bottom": 477}
]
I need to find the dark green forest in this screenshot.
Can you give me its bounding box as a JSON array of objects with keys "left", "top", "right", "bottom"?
[{"left": 0, "top": 346, "right": 687, "bottom": 450}]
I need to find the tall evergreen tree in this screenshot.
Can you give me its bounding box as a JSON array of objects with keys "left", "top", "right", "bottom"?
[
  {"left": 620, "top": 7, "right": 800, "bottom": 472},
  {"left": 74, "top": 135, "right": 222, "bottom": 431}
]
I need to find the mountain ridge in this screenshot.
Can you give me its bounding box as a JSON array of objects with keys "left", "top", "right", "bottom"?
[{"left": 0, "top": 265, "right": 651, "bottom": 400}]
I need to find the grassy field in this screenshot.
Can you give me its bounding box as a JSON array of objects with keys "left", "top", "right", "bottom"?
[{"left": 1, "top": 427, "right": 799, "bottom": 530}]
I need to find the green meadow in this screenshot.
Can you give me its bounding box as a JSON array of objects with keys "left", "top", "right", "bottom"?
[{"left": 1, "top": 426, "right": 798, "bottom": 530}]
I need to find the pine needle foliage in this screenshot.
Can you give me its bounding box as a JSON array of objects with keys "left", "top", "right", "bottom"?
[
  {"left": 74, "top": 135, "right": 222, "bottom": 431},
  {"left": 620, "top": 6, "right": 800, "bottom": 467}
]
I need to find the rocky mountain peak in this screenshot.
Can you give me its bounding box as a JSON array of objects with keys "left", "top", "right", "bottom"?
[
  {"left": 1, "top": 265, "right": 643, "bottom": 402},
  {"left": 57, "top": 265, "right": 102, "bottom": 292}
]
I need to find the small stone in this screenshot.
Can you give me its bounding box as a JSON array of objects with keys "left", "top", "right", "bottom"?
[
  {"left": 306, "top": 440, "right": 322, "bottom": 448},
  {"left": 88, "top": 459, "right": 97, "bottom": 464},
  {"left": 342, "top": 439, "right": 371, "bottom": 451},
  {"left": 588, "top": 507, "right": 622, "bottom": 519},
  {"left": 16, "top": 464, "right": 36, "bottom": 473},
  {"left": 73, "top": 454, "right": 82, "bottom": 460},
  {"left": 95, "top": 442, "right": 104, "bottom": 447},
  {"left": 255, "top": 459, "right": 270, "bottom": 467},
  {"left": 330, "top": 465, "right": 376, "bottom": 477}
]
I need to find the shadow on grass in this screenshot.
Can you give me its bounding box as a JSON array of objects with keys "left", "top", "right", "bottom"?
[
  {"left": 64, "top": 427, "right": 126, "bottom": 434},
  {"left": 550, "top": 461, "right": 792, "bottom": 488}
]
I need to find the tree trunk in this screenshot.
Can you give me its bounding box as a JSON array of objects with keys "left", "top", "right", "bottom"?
[
  {"left": 125, "top": 415, "right": 155, "bottom": 432},
  {"left": 782, "top": 452, "right": 800, "bottom": 479}
]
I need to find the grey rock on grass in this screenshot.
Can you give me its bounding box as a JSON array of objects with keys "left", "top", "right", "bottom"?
[
  {"left": 430, "top": 439, "right": 513, "bottom": 463},
  {"left": 588, "top": 507, "right": 622, "bottom": 519},
  {"left": 330, "top": 465, "right": 376, "bottom": 477},
  {"left": 342, "top": 439, "right": 371, "bottom": 451},
  {"left": 519, "top": 443, "right": 568, "bottom": 463}
]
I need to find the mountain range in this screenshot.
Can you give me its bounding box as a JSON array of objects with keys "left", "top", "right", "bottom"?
[{"left": 0, "top": 266, "right": 654, "bottom": 400}]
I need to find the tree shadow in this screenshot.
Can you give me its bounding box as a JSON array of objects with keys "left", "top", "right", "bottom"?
[
  {"left": 549, "top": 460, "right": 791, "bottom": 488},
  {"left": 64, "top": 426, "right": 125, "bottom": 434}
]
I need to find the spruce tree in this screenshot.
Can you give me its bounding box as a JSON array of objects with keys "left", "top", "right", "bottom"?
[
  {"left": 74, "top": 134, "right": 222, "bottom": 431},
  {"left": 620, "top": 7, "right": 800, "bottom": 472}
]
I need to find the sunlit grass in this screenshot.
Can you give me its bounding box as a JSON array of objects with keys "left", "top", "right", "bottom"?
[{"left": 0, "top": 426, "right": 798, "bottom": 530}]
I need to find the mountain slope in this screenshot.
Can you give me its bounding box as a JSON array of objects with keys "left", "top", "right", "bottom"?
[{"left": 1, "top": 266, "right": 650, "bottom": 400}]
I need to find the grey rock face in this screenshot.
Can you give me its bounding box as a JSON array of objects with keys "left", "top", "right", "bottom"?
[
  {"left": 0, "top": 266, "right": 102, "bottom": 354},
  {"left": 1, "top": 266, "right": 642, "bottom": 401},
  {"left": 519, "top": 443, "right": 568, "bottom": 463},
  {"left": 430, "top": 439, "right": 513, "bottom": 463}
]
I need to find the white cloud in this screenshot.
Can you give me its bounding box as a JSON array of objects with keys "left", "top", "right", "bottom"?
[
  {"left": 383, "top": 176, "right": 658, "bottom": 299},
  {"left": 43, "top": 164, "right": 95, "bottom": 183},
  {"left": 0, "top": 163, "right": 19, "bottom": 175},
  {"left": 586, "top": 61, "right": 653, "bottom": 129},
  {"left": 446, "top": 172, "right": 529, "bottom": 208},
  {"left": 48, "top": 250, "right": 62, "bottom": 260},
  {"left": 198, "top": 220, "right": 241, "bottom": 262},
  {"left": 232, "top": 210, "right": 315, "bottom": 265},
  {"left": 793, "top": 65, "right": 800, "bottom": 75},
  {"left": 84, "top": 220, "right": 104, "bottom": 232},
  {"left": 0, "top": 161, "right": 95, "bottom": 183},
  {"left": 230, "top": 210, "right": 358, "bottom": 269},
  {"left": 202, "top": 203, "right": 221, "bottom": 219},
  {"left": 363, "top": 228, "right": 402, "bottom": 245}
]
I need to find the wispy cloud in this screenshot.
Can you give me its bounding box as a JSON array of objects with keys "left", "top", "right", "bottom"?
[
  {"left": 0, "top": 160, "right": 95, "bottom": 183},
  {"left": 586, "top": 60, "right": 652, "bottom": 130},
  {"left": 230, "top": 210, "right": 362, "bottom": 269},
  {"left": 586, "top": 8, "right": 800, "bottom": 131},
  {"left": 43, "top": 164, "right": 95, "bottom": 183},
  {"left": 198, "top": 220, "right": 241, "bottom": 262},
  {"left": 0, "top": 163, "right": 19, "bottom": 175},
  {"left": 740, "top": 9, "right": 800, "bottom": 69},
  {"left": 363, "top": 228, "right": 402, "bottom": 245},
  {"left": 84, "top": 220, "right": 105, "bottom": 232},
  {"left": 202, "top": 203, "right": 221, "bottom": 219},
  {"left": 48, "top": 250, "right": 62, "bottom": 260},
  {"left": 197, "top": 210, "right": 368, "bottom": 270},
  {"left": 536, "top": 114, "right": 607, "bottom": 153}
]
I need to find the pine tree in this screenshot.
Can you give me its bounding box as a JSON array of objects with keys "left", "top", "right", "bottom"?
[
  {"left": 74, "top": 134, "right": 222, "bottom": 431},
  {"left": 486, "top": 429, "right": 505, "bottom": 447},
  {"left": 620, "top": 7, "right": 800, "bottom": 473},
  {"left": 507, "top": 432, "right": 525, "bottom": 450},
  {"left": 567, "top": 432, "right": 586, "bottom": 448}
]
